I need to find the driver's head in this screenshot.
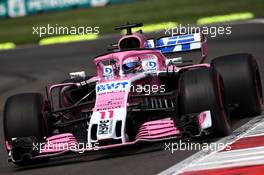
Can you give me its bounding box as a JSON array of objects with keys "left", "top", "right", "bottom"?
[{"left": 123, "top": 57, "right": 142, "bottom": 73}]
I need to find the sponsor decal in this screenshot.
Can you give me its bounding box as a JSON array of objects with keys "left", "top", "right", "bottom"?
[
  {"left": 98, "top": 110, "right": 114, "bottom": 135},
  {"left": 156, "top": 35, "right": 195, "bottom": 47},
  {"left": 8, "top": 0, "right": 26, "bottom": 17},
  {"left": 96, "top": 81, "right": 129, "bottom": 93},
  {"left": 96, "top": 98, "right": 123, "bottom": 111},
  {"left": 142, "top": 59, "right": 157, "bottom": 72},
  {"left": 0, "top": 3, "right": 7, "bottom": 17},
  {"left": 198, "top": 110, "right": 212, "bottom": 129},
  {"left": 91, "top": 0, "right": 108, "bottom": 7},
  {"left": 147, "top": 61, "right": 157, "bottom": 69},
  {"left": 95, "top": 90, "right": 126, "bottom": 110},
  {"left": 103, "top": 65, "right": 113, "bottom": 77},
  {"left": 1, "top": 0, "right": 135, "bottom": 18},
  {"left": 98, "top": 120, "right": 110, "bottom": 134}
]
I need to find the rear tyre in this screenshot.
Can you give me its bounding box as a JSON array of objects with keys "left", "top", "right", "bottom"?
[
  {"left": 211, "top": 53, "right": 262, "bottom": 116},
  {"left": 179, "top": 68, "right": 231, "bottom": 137}
]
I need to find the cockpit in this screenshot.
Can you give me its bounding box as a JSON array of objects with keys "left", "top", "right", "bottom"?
[{"left": 94, "top": 51, "right": 162, "bottom": 78}]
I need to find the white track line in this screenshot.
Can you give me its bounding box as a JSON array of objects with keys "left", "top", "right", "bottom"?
[
  {"left": 205, "top": 146, "right": 264, "bottom": 161},
  {"left": 159, "top": 114, "right": 264, "bottom": 175},
  {"left": 246, "top": 19, "right": 264, "bottom": 24},
  {"left": 187, "top": 155, "right": 264, "bottom": 171}
]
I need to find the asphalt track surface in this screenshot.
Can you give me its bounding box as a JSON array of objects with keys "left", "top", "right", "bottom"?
[{"left": 0, "top": 22, "right": 264, "bottom": 175}]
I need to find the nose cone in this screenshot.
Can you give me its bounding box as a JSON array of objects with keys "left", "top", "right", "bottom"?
[
  {"left": 87, "top": 80, "right": 131, "bottom": 145},
  {"left": 88, "top": 108, "right": 128, "bottom": 145}
]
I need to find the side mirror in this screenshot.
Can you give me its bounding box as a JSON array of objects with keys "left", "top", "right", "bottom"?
[{"left": 69, "top": 71, "right": 86, "bottom": 79}]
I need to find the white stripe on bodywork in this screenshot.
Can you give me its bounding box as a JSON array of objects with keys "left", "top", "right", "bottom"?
[{"left": 190, "top": 42, "right": 201, "bottom": 50}]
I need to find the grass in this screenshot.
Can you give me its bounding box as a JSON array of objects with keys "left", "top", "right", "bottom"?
[{"left": 0, "top": 0, "right": 263, "bottom": 44}]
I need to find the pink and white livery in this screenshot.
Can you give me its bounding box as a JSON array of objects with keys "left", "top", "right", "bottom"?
[{"left": 3, "top": 23, "right": 262, "bottom": 164}]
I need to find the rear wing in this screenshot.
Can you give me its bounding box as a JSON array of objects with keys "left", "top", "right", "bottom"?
[{"left": 147, "top": 33, "right": 208, "bottom": 63}]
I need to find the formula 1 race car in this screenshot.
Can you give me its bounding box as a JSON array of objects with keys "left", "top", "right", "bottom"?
[{"left": 3, "top": 23, "right": 263, "bottom": 164}]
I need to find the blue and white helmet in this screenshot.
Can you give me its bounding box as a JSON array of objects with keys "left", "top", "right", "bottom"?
[{"left": 122, "top": 57, "right": 141, "bottom": 73}]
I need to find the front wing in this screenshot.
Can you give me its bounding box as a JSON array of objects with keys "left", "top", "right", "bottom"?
[{"left": 7, "top": 110, "right": 212, "bottom": 163}]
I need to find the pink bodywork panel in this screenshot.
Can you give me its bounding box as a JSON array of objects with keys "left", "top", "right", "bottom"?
[
  {"left": 5, "top": 141, "right": 11, "bottom": 151},
  {"left": 136, "top": 119, "right": 180, "bottom": 139},
  {"left": 118, "top": 32, "right": 148, "bottom": 49},
  {"left": 95, "top": 90, "right": 127, "bottom": 111}
]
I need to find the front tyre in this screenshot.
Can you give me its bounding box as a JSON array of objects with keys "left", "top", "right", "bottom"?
[
  {"left": 3, "top": 93, "right": 47, "bottom": 164},
  {"left": 179, "top": 68, "right": 231, "bottom": 137},
  {"left": 4, "top": 93, "right": 46, "bottom": 141}
]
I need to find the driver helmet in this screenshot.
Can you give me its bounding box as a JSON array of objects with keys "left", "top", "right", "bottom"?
[{"left": 122, "top": 56, "right": 142, "bottom": 73}]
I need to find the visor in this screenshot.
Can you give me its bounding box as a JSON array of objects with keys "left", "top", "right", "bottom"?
[{"left": 123, "top": 61, "right": 140, "bottom": 71}]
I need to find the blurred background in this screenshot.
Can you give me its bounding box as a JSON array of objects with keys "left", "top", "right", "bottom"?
[{"left": 0, "top": 0, "right": 263, "bottom": 46}]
